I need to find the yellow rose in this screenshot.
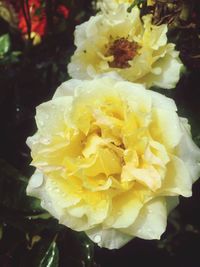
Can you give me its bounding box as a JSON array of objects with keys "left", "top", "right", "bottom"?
[
  {"left": 27, "top": 76, "right": 200, "bottom": 249},
  {"left": 97, "top": 0, "right": 154, "bottom": 10},
  {"left": 96, "top": 0, "right": 134, "bottom": 10},
  {"left": 68, "top": 6, "right": 183, "bottom": 89}
]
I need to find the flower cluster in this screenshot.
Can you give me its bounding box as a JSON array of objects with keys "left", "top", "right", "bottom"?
[{"left": 27, "top": 0, "right": 200, "bottom": 250}]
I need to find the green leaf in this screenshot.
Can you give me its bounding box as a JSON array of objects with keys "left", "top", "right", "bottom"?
[
  {"left": 0, "top": 159, "right": 43, "bottom": 215},
  {"left": 57, "top": 229, "right": 95, "bottom": 267},
  {"left": 0, "top": 34, "right": 10, "bottom": 56},
  {"left": 39, "top": 241, "right": 59, "bottom": 267},
  {"left": 26, "top": 237, "right": 59, "bottom": 267},
  {"left": 9, "top": 51, "right": 21, "bottom": 63}
]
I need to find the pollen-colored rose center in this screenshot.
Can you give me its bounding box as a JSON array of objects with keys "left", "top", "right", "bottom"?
[{"left": 107, "top": 38, "right": 139, "bottom": 69}]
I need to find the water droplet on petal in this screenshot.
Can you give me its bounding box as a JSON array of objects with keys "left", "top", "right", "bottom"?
[
  {"left": 30, "top": 172, "right": 44, "bottom": 188},
  {"left": 94, "top": 234, "right": 101, "bottom": 243}
]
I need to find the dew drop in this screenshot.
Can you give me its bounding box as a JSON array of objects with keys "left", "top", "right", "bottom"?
[
  {"left": 30, "top": 172, "right": 44, "bottom": 188},
  {"left": 41, "top": 137, "right": 51, "bottom": 145},
  {"left": 94, "top": 234, "right": 101, "bottom": 243}
]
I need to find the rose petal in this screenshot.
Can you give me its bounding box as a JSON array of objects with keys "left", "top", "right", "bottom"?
[
  {"left": 121, "top": 197, "right": 167, "bottom": 240},
  {"left": 86, "top": 226, "right": 133, "bottom": 249}
]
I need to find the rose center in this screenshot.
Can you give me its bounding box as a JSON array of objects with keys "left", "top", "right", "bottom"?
[{"left": 106, "top": 38, "right": 139, "bottom": 69}]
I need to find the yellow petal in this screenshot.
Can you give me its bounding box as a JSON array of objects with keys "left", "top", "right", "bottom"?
[
  {"left": 121, "top": 164, "right": 162, "bottom": 191},
  {"left": 121, "top": 197, "right": 167, "bottom": 239},
  {"left": 158, "top": 155, "right": 192, "bottom": 197},
  {"left": 105, "top": 186, "right": 149, "bottom": 228},
  {"left": 84, "top": 148, "right": 122, "bottom": 176}
]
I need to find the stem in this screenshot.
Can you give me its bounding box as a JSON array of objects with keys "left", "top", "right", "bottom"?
[
  {"left": 20, "top": 0, "right": 32, "bottom": 43},
  {"left": 45, "top": 0, "right": 53, "bottom": 35}
]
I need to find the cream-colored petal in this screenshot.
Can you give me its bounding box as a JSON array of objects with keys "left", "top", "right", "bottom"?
[
  {"left": 27, "top": 171, "right": 80, "bottom": 222},
  {"left": 97, "top": 0, "right": 132, "bottom": 12},
  {"left": 149, "top": 89, "right": 177, "bottom": 111},
  {"left": 35, "top": 97, "right": 72, "bottom": 136},
  {"left": 150, "top": 107, "right": 182, "bottom": 150},
  {"left": 67, "top": 197, "right": 110, "bottom": 227},
  {"left": 158, "top": 155, "right": 192, "bottom": 197},
  {"left": 53, "top": 79, "right": 81, "bottom": 99},
  {"left": 59, "top": 198, "right": 109, "bottom": 231},
  {"left": 166, "top": 196, "right": 179, "bottom": 214},
  {"left": 115, "top": 80, "right": 152, "bottom": 114},
  {"left": 59, "top": 210, "right": 90, "bottom": 231},
  {"left": 86, "top": 226, "right": 133, "bottom": 249},
  {"left": 68, "top": 60, "right": 89, "bottom": 80},
  {"left": 141, "top": 52, "right": 183, "bottom": 89},
  {"left": 105, "top": 187, "right": 148, "bottom": 228},
  {"left": 177, "top": 118, "right": 200, "bottom": 182},
  {"left": 149, "top": 140, "right": 170, "bottom": 165},
  {"left": 121, "top": 197, "right": 167, "bottom": 239}
]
